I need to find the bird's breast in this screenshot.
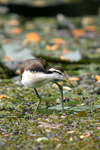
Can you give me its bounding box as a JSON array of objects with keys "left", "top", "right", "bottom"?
[{"left": 21, "top": 70, "right": 50, "bottom": 88}]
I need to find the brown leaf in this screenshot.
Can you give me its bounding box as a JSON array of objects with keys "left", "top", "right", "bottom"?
[
  {"left": 45, "top": 129, "right": 51, "bottom": 132},
  {"left": 84, "top": 25, "right": 96, "bottom": 32},
  {"left": 38, "top": 121, "right": 64, "bottom": 129},
  {"left": 4, "top": 134, "right": 9, "bottom": 137},
  {"left": 67, "top": 131, "right": 78, "bottom": 134},
  {"left": 50, "top": 138, "right": 60, "bottom": 141}
]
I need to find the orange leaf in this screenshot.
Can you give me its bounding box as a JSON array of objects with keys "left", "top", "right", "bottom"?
[
  {"left": 84, "top": 25, "right": 96, "bottom": 32},
  {"left": 4, "top": 55, "right": 10, "bottom": 62},
  {"left": 4, "top": 134, "right": 9, "bottom": 137},
  {"left": 7, "top": 19, "right": 19, "bottom": 26},
  {"left": 59, "top": 55, "right": 69, "bottom": 61},
  {"left": 45, "top": 44, "right": 59, "bottom": 51},
  {"left": 25, "top": 32, "right": 41, "bottom": 42},
  {"left": 69, "top": 77, "right": 80, "bottom": 81},
  {"left": 0, "top": 95, "right": 7, "bottom": 98},
  {"left": 80, "top": 133, "right": 90, "bottom": 139},
  {"left": 63, "top": 49, "right": 70, "bottom": 54},
  {"left": 72, "top": 29, "right": 85, "bottom": 39},
  {"left": 95, "top": 75, "right": 100, "bottom": 82},
  {"left": 52, "top": 38, "right": 65, "bottom": 44},
  {"left": 12, "top": 27, "right": 22, "bottom": 34},
  {"left": 82, "top": 17, "right": 93, "bottom": 26}
]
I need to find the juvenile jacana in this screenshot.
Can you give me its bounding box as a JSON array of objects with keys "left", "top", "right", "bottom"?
[{"left": 20, "top": 58, "right": 72, "bottom": 112}]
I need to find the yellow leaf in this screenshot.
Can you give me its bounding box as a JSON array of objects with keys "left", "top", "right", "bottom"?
[
  {"left": 69, "top": 77, "right": 80, "bottom": 81},
  {"left": 0, "top": 95, "right": 7, "bottom": 99},
  {"left": 45, "top": 44, "right": 59, "bottom": 51},
  {"left": 52, "top": 38, "right": 65, "bottom": 44},
  {"left": 80, "top": 133, "right": 90, "bottom": 139},
  {"left": 25, "top": 32, "right": 41, "bottom": 42},
  {"left": 67, "top": 131, "right": 78, "bottom": 134}
]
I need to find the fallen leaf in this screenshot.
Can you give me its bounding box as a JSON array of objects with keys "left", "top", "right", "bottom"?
[
  {"left": 59, "top": 55, "right": 69, "bottom": 61},
  {"left": 63, "top": 86, "right": 72, "bottom": 91},
  {"left": 84, "top": 25, "right": 96, "bottom": 32},
  {"left": 23, "top": 87, "right": 29, "bottom": 89},
  {"left": 0, "top": 95, "right": 7, "bottom": 99},
  {"left": 80, "top": 103, "right": 85, "bottom": 106},
  {"left": 95, "top": 123, "right": 100, "bottom": 125},
  {"left": 62, "top": 49, "right": 70, "bottom": 54},
  {"left": 7, "top": 27, "right": 22, "bottom": 35},
  {"left": 38, "top": 122, "right": 64, "bottom": 129},
  {"left": 80, "top": 72, "right": 90, "bottom": 76},
  {"left": 69, "top": 137, "right": 73, "bottom": 141},
  {"left": 69, "top": 77, "right": 80, "bottom": 81},
  {"left": 36, "top": 137, "right": 48, "bottom": 142},
  {"left": 12, "top": 27, "right": 22, "bottom": 34},
  {"left": 76, "top": 111, "right": 87, "bottom": 117},
  {"left": 82, "top": 17, "right": 93, "bottom": 26},
  {"left": 4, "top": 55, "right": 10, "bottom": 62},
  {"left": 7, "top": 19, "right": 20, "bottom": 26},
  {"left": 50, "top": 138, "right": 60, "bottom": 141},
  {"left": 25, "top": 32, "right": 41, "bottom": 42},
  {"left": 60, "top": 115, "right": 66, "bottom": 119},
  {"left": 56, "top": 144, "right": 61, "bottom": 149},
  {"left": 45, "top": 129, "right": 51, "bottom": 132},
  {"left": 25, "top": 23, "right": 34, "bottom": 30},
  {"left": 67, "top": 131, "right": 78, "bottom": 134},
  {"left": 72, "top": 29, "right": 85, "bottom": 39},
  {"left": 45, "top": 44, "right": 59, "bottom": 51},
  {"left": 52, "top": 38, "right": 65, "bottom": 44},
  {"left": 4, "top": 134, "right": 9, "bottom": 137},
  {"left": 97, "top": 127, "right": 100, "bottom": 130},
  {"left": 52, "top": 82, "right": 61, "bottom": 88},
  {"left": 80, "top": 133, "right": 90, "bottom": 139},
  {"left": 95, "top": 75, "right": 100, "bottom": 82},
  {"left": 49, "top": 112, "right": 59, "bottom": 119}
]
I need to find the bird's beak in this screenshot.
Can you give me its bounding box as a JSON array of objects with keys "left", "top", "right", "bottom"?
[
  {"left": 63, "top": 74, "right": 73, "bottom": 87},
  {"left": 64, "top": 77, "right": 73, "bottom": 87}
]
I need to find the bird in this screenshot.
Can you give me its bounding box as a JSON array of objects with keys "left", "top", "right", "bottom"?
[{"left": 20, "top": 58, "right": 72, "bottom": 112}]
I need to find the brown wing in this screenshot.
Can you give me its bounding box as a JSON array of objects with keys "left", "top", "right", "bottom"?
[
  {"left": 35, "top": 58, "right": 51, "bottom": 70},
  {"left": 20, "top": 58, "right": 51, "bottom": 75}
]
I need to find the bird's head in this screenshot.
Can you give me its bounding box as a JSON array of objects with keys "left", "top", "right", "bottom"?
[{"left": 49, "top": 66, "right": 73, "bottom": 87}]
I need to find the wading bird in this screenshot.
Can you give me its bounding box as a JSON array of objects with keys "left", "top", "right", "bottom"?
[{"left": 20, "top": 58, "right": 72, "bottom": 112}]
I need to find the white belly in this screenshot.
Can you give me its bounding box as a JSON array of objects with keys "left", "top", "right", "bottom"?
[
  {"left": 21, "top": 70, "right": 63, "bottom": 88},
  {"left": 21, "top": 70, "right": 50, "bottom": 88}
]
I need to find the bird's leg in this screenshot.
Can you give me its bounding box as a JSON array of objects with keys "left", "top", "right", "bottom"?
[
  {"left": 34, "top": 88, "right": 41, "bottom": 111},
  {"left": 54, "top": 82, "right": 64, "bottom": 113}
]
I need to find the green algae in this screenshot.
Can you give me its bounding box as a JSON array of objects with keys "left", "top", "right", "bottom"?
[{"left": 0, "top": 65, "right": 100, "bottom": 149}]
